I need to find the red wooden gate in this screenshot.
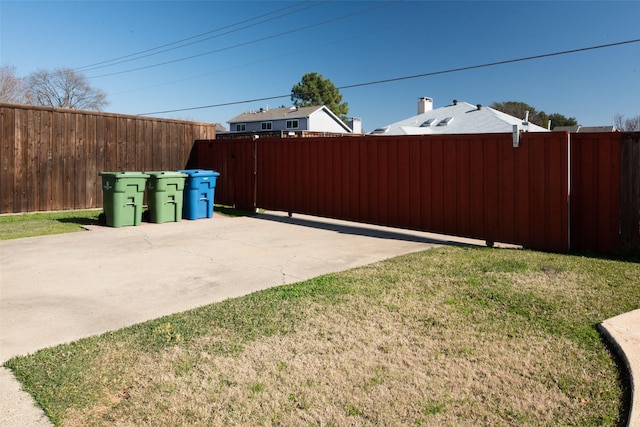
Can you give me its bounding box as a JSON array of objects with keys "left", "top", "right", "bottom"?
[{"left": 193, "top": 132, "right": 572, "bottom": 252}]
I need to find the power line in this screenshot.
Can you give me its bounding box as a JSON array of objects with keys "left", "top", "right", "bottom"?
[
  {"left": 339, "top": 38, "right": 640, "bottom": 90},
  {"left": 112, "top": 44, "right": 327, "bottom": 96},
  {"left": 114, "top": 1, "right": 477, "bottom": 96},
  {"left": 88, "top": 1, "right": 399, "bottom": 79},
  {"left": 74, "top": 1, "right": 325, "bottom": 73},
  {"left": 139, "top": 38, "right": 640, "bottom": 116}
]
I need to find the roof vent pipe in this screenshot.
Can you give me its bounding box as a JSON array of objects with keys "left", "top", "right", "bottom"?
[
  {"left": 453, "top": 99, "right": 458, "bottom": 105},
  {"left": 477, "top": 104, "right": 482, "bottom": 110},
  {"left": 523, "top": 111, "right": 530, "bottom": 131}
]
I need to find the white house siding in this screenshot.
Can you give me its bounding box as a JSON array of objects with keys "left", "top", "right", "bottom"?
[{"left": 309, "top": 111, "right": 350, "bottom": 134}]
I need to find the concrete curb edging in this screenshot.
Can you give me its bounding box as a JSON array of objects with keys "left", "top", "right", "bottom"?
[
  {"left": 598, "top": 309, "right": 640, "bottom": 427},
  {"left": 0, "top": 367, "right": 53, "bottom": 427}
]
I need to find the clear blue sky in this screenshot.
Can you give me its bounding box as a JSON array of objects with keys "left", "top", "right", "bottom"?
[{"left": 1, "top": 0, "right": 639, "bottom": 130}]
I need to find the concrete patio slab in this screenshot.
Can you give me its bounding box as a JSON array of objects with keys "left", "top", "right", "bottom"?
[{"left": 1, "top": 211, "right": 495, "bottom": 426}]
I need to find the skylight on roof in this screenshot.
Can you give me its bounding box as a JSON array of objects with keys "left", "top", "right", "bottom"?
[
  {"left": 420, "top": 118, "right": 438, "bottom": 127},
  {"left": 371, "top": 126, "right": 390, "bottom": 134},
  {"left": 438, "top": 116, "right": 454, "bottom": 126}
]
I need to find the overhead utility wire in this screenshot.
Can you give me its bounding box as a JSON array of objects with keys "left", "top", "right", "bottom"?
[
  {"left": 76, "top": 1, "right": 325, "bottom": 73},
  {"left": 73, "top": 0, "right": 316, "bottom": 72},
  {"left": 140, "top": 38, "right": 640, "bottom": 116},
  {"left": 89, "top": 1, "right": 399, "bottom": 79},
  {"left": 115, "top": 0, "right": 471, "bottom": 96},
  {"left": 339, "top": 38, "right": 640, "bottom": 90}
]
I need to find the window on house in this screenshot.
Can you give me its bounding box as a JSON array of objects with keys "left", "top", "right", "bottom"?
[
  {"left": 261, "top": 122, "right": 272, "bottom": 130},
  {"left": 236, "top": 123, "right": 246, "bottom": 132},
  {"left": 286, "top": 119, "right": 299, "bottom": 129}
]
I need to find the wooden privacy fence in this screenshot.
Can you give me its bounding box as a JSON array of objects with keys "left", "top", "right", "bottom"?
[
  {"left": 568, "top": 132, "right": 640, "bottom": 252},
  {"left": 0, "top": 103, "right": 216, "bottom": 213},
  {"left": 187, "top": 138, "right": 255, "bottom": 211},
  {"left": 620, "top": 133, "right": 640, "bottom": 250},
  {"left": 192, "top": 132, "right": 640, "bottom": 253}
]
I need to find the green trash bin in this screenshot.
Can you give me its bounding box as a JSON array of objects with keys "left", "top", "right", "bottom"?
[
  {"left": 146, "top": 171, "right": 188, "bottom": 224},
  {"left": 100, "top": 172, "right": 149, "bottom": 227}
]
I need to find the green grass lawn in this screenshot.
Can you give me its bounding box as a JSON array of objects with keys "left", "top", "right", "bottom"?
[
  {"left": 0, "top": 210, "right": 101, "bottom": 240},
  {"left": 0, "top": 206, "right": 254, "bottom": 241},
  {"left": 4, "top": 240, "right": 639, "bottom": 426}
]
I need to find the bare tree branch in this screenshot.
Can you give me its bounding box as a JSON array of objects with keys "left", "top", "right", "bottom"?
[
  {"left": 26, "top": 68, "right": 108, "bottom": 111},
  {"left": 0, "top": 65, "right": 27, "bottom": 103},
  {"left": 614, "top": 113, "right": 640, "bottom": 131}
]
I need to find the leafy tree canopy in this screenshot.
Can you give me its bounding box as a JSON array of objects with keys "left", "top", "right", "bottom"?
[
  {"left": 291, "top": 72, "right": 349, "bottom": 123},
  {"left": 547, "top": 113, "right": 578, "bottom": 128},
  {"left": 490, "top": 101, "right": 577, "bottom": 129}
]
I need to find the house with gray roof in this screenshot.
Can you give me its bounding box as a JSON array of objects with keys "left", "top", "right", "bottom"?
[
  {"left": 552, "top": 125, "right": 618, "bottom": 133},
  {"left": 226, "top": 105, "right": 358, "bottom": 135},
  {"left": 371, "top": 97, "right": 549, "bottom": 135}
]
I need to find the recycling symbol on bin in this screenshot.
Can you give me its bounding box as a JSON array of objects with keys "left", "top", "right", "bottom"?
[{"left": 103, "top": 181, "right": 112, "bottom": 191}]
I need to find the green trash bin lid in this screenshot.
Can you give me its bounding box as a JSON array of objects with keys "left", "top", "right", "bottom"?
[
  {"left": 145, "top": 171, "right": 189, "bottom": 178},
  {"left": 100, "top": 171, "right": 150, "bottom": 179}
]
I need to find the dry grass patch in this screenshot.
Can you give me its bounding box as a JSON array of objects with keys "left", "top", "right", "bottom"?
[{"left": 6, "top": 246, "right": 639, "bottom": 426}]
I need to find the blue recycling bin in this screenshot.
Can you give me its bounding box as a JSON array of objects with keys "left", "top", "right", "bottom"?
[{"left": 179, "top": 169, "right": 220, "bottom": 220}]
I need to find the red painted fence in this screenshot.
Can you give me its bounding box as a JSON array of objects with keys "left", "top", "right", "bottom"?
[
  {"left": 188, "top": 138, "right": 255, "bottom": 211},
  {"left": 620, "top": 133, "right": 640, "bottom": 250},
  {"left": 193, "top": 133, "right": 574, "bottom": 252},
  {"left": 570, "top": 132, "right": 640, "bottom": 252},
  {"left": 191, "top": 131, "right": 639, "bottom": 253},
  {"left": 191, "top": 133, "right": 640, "bottom": 252},
  {"left": 571, "top": 133, "right": 621, "bottom": 252},
  {"left": 257, "top": 133, "right": 572, "bottom": 251}
]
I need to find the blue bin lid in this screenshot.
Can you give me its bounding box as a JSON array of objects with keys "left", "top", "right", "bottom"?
[{"left": 179, "top": 169, "right": 220, "bottom": 177}]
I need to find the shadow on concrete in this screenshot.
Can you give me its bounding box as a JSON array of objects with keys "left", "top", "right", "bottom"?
[
  {"left": 254, "top": 212, "right": 487, "bottom": 248},
  {"left": 56, "top": 216, "right": 101, "bottom": 226}
]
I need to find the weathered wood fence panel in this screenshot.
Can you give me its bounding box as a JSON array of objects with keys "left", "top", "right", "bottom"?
[{"left": 0, "top": 103, "right": 216, "bottom": 214}]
